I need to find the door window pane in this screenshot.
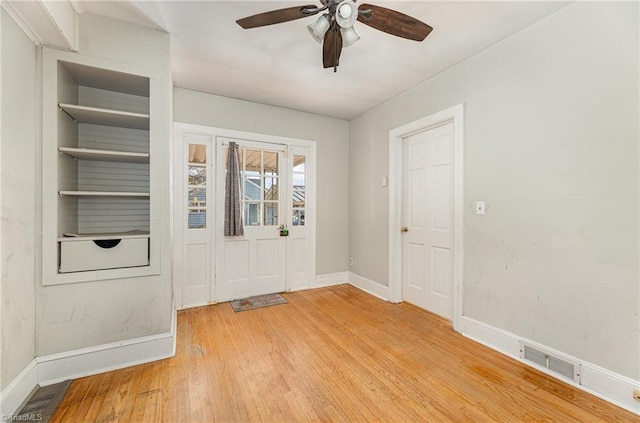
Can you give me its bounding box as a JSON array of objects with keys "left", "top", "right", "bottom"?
[
  {"left": 264, "top": 203, "right": 278, "bottom": 226},
  {"left": 264, "top": 151, "right": 278, "bottom": 175},
  {"left": 188, "top": 188, "right": 206, "bottom": 207},
  {"left": 293, "top": 209, "right": 305, "bottom": 226},
  {"left": 244, "top": 177, "right": 261, "bottom": 201},
  {"left": 293, "top": 173, "right": 305, "bottom": 187},
  {"left": 293, "top": 190, "right": 305, "bottom": 209},
  {"left": 188, "top": 210, "right": 206, "bottom": 229},
  {"left": 188, "top": 166, "right": 206, "bottom": 185},
  {"left": 189, "top": 144, "right": 206, "bottom": 163},
  {"left": 244, "top": 202, "right": 260, "bottom": 226},
  {"left": 244, "top": 149, "right": 261, "bottom": 172},
  {"left": 293, "top": 156, "right": 305, "bottom": 173},
  {"left": 264, "top": 177, "right": 278, "bottom": 200}
]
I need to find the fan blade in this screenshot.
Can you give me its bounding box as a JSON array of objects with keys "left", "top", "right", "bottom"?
[
  {"left": 357, "top": 4, "right": 432, "bottom": 41},
  {"left": 237, "top": 5, "right": 318, "bottom": 29},
  {"left": 323, "top": 25, "right": 343, "bottom": 69}
]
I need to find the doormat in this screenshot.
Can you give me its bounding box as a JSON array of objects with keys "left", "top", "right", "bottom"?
[
  {"left": 230, "top": 293, "right": 288, "bottom": 312},
  {"left": 17, "top": 379, "right": 72, "bottom": 423}
]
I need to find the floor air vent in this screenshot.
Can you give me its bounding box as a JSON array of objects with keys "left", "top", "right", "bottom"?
[{"left": 520, "top": 342, "right": 580, "bottom": 383}]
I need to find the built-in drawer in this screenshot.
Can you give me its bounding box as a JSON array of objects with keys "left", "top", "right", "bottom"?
[{"left": 59, "top": 236, "right": 149, "bottom": 273}]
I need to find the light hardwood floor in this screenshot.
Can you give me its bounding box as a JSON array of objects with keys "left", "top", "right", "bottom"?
[{"left": 52, "top": 284, "right": 636, "bottom": 422}]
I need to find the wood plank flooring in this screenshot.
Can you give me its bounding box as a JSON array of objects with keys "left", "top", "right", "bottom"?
[{"left": 51, "top": 284, "right": 637, "bottom": 422}]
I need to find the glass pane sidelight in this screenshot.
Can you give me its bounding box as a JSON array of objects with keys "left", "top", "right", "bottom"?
[
  {"left": 239, "top": 147, "right": 280, "bottom": 226},
  {"left": 188, "top": 209, "right": 206, "bottom": 229},
  {"left": 188, "top": 188, "right": 206, "bottom": 207},
  {"left": 292, "top": 155, "right": 306, "bottom": 226},
  {"left": 188, "top": 166, "right": 206, "bottom": 185},
  {"left": 188, "top": 143, "right": 207, "bottom": 228},
  {"left": 189, "top": 144, "right": 206, "bottom": 164}
]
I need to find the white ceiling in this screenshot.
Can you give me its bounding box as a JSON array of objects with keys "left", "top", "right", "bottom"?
[{"left": 78, "top": 1, "right": 569, "bottom": 120}]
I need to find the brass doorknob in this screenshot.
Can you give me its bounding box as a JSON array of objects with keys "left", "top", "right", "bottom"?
[{"left": 401, "top": 226, "right": 408, "bottom": 233}]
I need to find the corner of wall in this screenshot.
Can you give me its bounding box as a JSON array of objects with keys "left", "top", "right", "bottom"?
[{"left": 0, "top": 361, "right": 37, "bottom": 417}]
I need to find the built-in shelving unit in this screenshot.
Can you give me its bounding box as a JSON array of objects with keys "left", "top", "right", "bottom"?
[
  {"left": 58, "top": 147, "right": 149, "bottom": 163},
  {"left": 58, "top": 103, "right": 149, "bottom": 130},
  {"left": 57, "top": 230, "right": 150, "bottom": 242},
  {"left": 58, "top": 191, "right": 150, "bottom": 197},
  {"left": 42, "top": 52, "right": 156, "bottom": 281}
]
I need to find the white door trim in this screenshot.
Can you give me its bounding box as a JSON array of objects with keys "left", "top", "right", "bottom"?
[{"left": 388, "top": 104, "right": 464, "bottom": 331}]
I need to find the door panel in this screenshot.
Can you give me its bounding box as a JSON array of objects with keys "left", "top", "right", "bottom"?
[
  {"left": 186, "top": 244, "right": 206, "bottom": 286},
  {"left": 288, "top": 148, "right": 314, "bottom": 291},
  {"left": 402, "top": 122, "right": 454, "bottom": 319},
  {"left": 257, "top": 238, "right": 280, "bottom": 277},
  {"left": 431, "top": 246, "right": 451, "bottom": 297},
  {"left": 215, "top": 139, "right": 287, "bottom": 301},
  {"left": 224, "top": 240, "right": 249, "bottom": 282},
  {"left": 181, "top": 135, "right": 212, "bottom": 309},
  {"left": 407, "top": 243, "right": 425, "bottom": 290},
  {"left": 292, "top": 238, "right": 307, "bottom": 275}
]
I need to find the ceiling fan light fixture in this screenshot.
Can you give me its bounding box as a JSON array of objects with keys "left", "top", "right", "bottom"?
[
  {"left": 307, "top": 14, "right": 331, "bottom": 43},
  {"left": 336, "top": 0, "right": 358, "bottom": 28},
  {"left": 236, "top": 1, "right": 433, "bottom": 70},
  {"left": 341, "top": 26, "right": 360, "bottom": 47}
]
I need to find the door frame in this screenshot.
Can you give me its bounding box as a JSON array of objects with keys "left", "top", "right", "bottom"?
[
  {"left": 173, "top": 122, "right": 317, "bottom": 309},
  {"left": 388, "top": 104, "right": 464, "bottom": 331}
]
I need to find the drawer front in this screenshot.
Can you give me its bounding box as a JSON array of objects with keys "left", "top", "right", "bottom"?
[{"left": 60, "top": 238, "right": 149, "bottom": 273}]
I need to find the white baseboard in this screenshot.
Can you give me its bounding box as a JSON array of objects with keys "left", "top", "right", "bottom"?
[
  {"left": 459, "top": 316, "right": 640, "bottom": 415},
  {"left": 38, "top": 309, "right": 177, "bottom": 386},
  {"left": 315, "top": 272, "right": 349, "bottom": 288},
  {"left": 348, "top": 272, "right": 389, "bottom": 301},
  {"left": 0, "top": 360, "right": 38, "bottom": 416},
  {"left": 0, "top": 310, "right": 177, "bottom": 415},
  {"left": 458, "top": 316, "right": 521, "bottom": 356},
  {"left": 580, "top": 362, "right": 640, "bottom": 414}
]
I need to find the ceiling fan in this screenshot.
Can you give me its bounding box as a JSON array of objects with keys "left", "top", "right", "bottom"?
[{"left": 236, "top": 0, "right": 433, "bottom": 72}]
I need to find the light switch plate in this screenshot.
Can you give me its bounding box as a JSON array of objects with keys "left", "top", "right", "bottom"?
[{"left": 475, "top": 201, "right": 485, "bottom": 215}]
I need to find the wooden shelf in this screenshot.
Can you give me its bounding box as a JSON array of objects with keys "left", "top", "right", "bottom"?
[
  {"left": 58, "top": 230, "right": 150, "bottom": 242},
  {"left": 59, "top": 103, "right": 149, "bottom": 130},
  {"left": 59, "top": 147, "right": 149, "bottom": 163},
  {"left": 59, "top": 191, "right": 150, "bottom": 197}
]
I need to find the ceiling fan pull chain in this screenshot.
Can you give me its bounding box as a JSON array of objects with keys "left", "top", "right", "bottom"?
[{"left": 334, "top": 24, "right": 339, "bottom": 72}]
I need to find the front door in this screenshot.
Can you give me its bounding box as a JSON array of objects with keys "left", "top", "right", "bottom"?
[
  {"left": 401, "top": 122, "right": 454, "bottom": 319},
  {"left": 215, "top": 139, "right": 287, "bottom": 301}
]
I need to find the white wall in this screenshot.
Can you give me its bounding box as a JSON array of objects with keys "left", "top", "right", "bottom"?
[
  {"left": 35, "top": 14, "right": 173, "bottom": 355},
  {"left": 1, "top": 8, "right": 37, "bottom": 389},
  {"left": 349, "top": 2, "right": 639, "bottom": 380},
  {"left": 173, "top": 88, "right": 350, "bottom": 276}
]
